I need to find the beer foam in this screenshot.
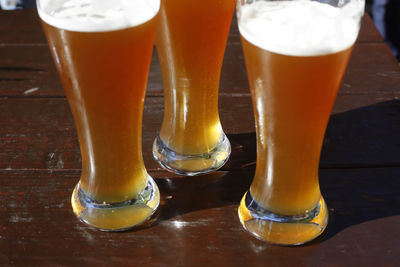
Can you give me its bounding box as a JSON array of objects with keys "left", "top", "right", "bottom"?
[
  {"left": 38, "top": 0, "right": 160, "bottom": 32},
  {"left": 238, "top": 0, "right": 365, "bottom": 56}
]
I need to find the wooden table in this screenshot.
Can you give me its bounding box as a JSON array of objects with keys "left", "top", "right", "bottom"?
[{"left": 1, "top": 9, "right": 400, "bottom": 266}]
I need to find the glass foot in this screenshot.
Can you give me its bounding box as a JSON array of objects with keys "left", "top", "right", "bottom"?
[
  {"left": 238, "top": 192, "right": 328, "bottom": 246},
  {"left": 152, "top": 134, "right": 231, "bottom": 176},
  {"left": 71, "top": 176, "right": 160, "bottom": 231}
]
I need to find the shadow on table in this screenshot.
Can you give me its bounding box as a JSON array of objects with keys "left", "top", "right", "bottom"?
[
  {"left": 318, "top": 99, "right": 400, "bottom": 243},
  {"left": 153, "top": 168, "right": 253, "bottom": 225},
  {"left": 146, "top": 132, "right": 258, "bottom": 226},
  {"left": 317, "top": 167, "right": 400, "bottom": 244},
  {"left": 151, "top": 100, "right": 400, "bottom": 243},
  {"left": 320, "top": 99, "right": 400, "bottom": 168}
]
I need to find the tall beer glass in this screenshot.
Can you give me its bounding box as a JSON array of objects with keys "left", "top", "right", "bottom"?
[
  {"left": 152, "top": 0, "right": 236, "bottom": 176},
  {"left": 37, "top": 0, "right": 160, "bottom": 231},
  {"left": 237, "top": 0, "right": 365, "bottom": 245}
]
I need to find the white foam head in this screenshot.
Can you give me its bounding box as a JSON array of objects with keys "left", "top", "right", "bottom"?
[
  {"left": 238, "top": 0, "right": 365, "bottom": 56},
  {"left": 38, "top": 0, "right": 160, "bottom": 32}
]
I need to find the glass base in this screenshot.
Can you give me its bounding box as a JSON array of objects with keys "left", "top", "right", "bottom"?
[
  {"left": 71, "top": 175, "right": 160, "bottom": 231},
  {"left": 152, "top": 134, "right": 231, "bottom": 176},
  {"left": 238, "top": 192, "right": 328, "bottom": 246}
]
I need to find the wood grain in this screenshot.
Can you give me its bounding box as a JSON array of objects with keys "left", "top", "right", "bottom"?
[
  {"left": 0, "top": 8, "right": 399, "bottom": 267},
  {"left": 0, "top": 167, "right": 399, "bottom": 266},
  {"left": 1, "top": 43, "right": 399, "bottom": 97},
  {"left": 356, "top": 13, "right": 384, "bottom": 43},
  {"left": 0, "top": 9, "right": 46, "bottom": 45},
  {"left": 1, "top": 94, "right": 399, "bottom": 171}
]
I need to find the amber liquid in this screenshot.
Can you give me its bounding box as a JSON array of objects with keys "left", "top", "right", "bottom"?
[
  {"left": 41, "top": 17, "right": 158, "bottom": 203},
  {"left": 242, "top": 37, "right": 353, "bottom": 215},
  {"left": 156, "top": 0, "right": 236, "bottom": 155}
]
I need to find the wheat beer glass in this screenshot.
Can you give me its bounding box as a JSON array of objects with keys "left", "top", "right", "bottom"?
[
  {"left": 237, "top": 0, "right": 365, "bottom": 245},
  {"left": 152, "top": 0, "right": 236, "bottom": 176},
  {"left": 37, "top": 0, "right": 160, "bottom": 231}
]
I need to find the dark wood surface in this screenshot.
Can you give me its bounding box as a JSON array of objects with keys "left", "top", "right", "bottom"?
[{"left": 1, "top": 9, "right": 400, "bottom": 266}]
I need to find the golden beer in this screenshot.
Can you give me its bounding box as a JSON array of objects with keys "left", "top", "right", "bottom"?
[
  {"left": 237, "top": 0, "right": 365, "bottom": 245},
  {"left": 243, "top": 39, "right": 354, "bottom": 215},
  {"left": 153, "top": 0, "right": 235, "bottom": 175},
  {"left": 38, "top": 0, "right": 160, "bottom": 230}
]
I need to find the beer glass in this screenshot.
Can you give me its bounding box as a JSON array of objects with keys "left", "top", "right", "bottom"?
[
  {"left": 152, "top": 0, "right": 236, "bottom": 176},
  {"left": 37, "top": 0, "right": 160, "bottom": 231},
  {"left": 237, "top": 0, "right": 365, "bottom": 245}
]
